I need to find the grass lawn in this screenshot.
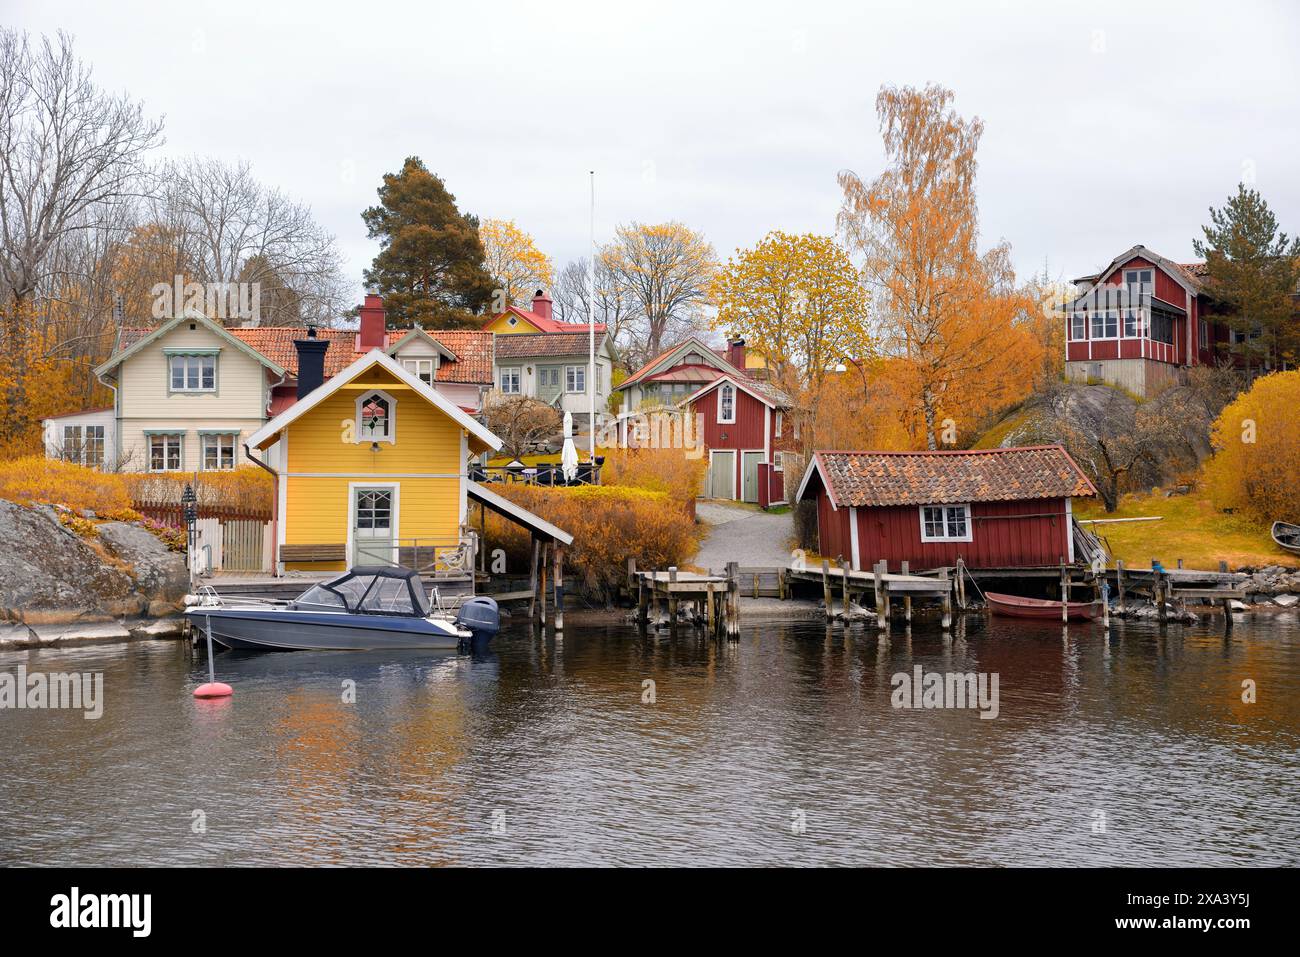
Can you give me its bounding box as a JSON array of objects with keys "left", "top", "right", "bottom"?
[{"left": 1076, "top": 488, "right": 1294, "bottom": 571}]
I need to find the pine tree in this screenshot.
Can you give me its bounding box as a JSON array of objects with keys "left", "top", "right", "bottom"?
[
  {"left": 361, "top": 157, "right": 495, "bottom": 328},
  {"left": 1193, "top": 184, "right": 1300, "bottom": 377}
]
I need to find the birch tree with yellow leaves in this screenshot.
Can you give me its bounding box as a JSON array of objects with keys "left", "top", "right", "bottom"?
[
  {"left": 711, "top": 231, "right": 870, "bottom": 394},
  {"left": 837, "top": 83, "right": 1039, "bottom": 450},
  {"left": 479, "top": 218, "right": 555, "bottom": 310}
]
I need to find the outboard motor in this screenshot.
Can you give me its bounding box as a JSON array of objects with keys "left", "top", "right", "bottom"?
[{"left": 455, "top": 596, "right": 500, "bottom": 642}]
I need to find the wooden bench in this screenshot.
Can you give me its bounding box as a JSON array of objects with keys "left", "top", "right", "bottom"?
[{"left": 279, "top": 543, "right": 346, "bottom": 564}]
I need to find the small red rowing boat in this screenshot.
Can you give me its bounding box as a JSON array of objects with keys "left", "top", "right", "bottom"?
[{"left": 985, "top": 591, "right": 1102, "bottom": 621}]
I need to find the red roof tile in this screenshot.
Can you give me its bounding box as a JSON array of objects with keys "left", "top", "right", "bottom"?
[
  {"left": 494, "top": 331, "right": 605, "bottom": 359},
  {"left": 116, "top": 325, "right": 494, "bottom": 385},
  {"left": 809, "top": 446, "right": 1096, "bottom": 508},
  {"left": 495, "top": 305, "right": 605, "bottom": 335}
]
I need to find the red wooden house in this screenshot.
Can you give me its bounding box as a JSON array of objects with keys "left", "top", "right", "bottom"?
[
  {"left": 682, "top": 372, "right": 795, "bottom": 504},
  {"left": 795, "top": 446, "right": 1097, "bottom": 572},
  {"left": 1065, "top": 244, "right": 1226, "bottom": 396}
]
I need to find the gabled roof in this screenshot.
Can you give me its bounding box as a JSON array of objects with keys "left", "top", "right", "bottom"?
[
  {"left": 617, "top": 335, "right": 745, "bottom": 390},
  {"left": 247, "top": 349, "right": 501, "bottom": 454},
  {"left": 384, "top": 326, "right": 458, "bottom": 363},
  {"left": 111, "top": 325, "right": 494, "bottom": 385},
  {"left": 493, "top": 304, "right": 606, "bottom": 336},
  {"left": 1070, "top": 244, "right": 1204, "bottom": 300},
  {"left": 796, "top": 446, "right": 1096, "bottom": 509},
  {"left": 494, "top": 331, "right": 609, "bottom": 360},
  {"left": 679, "top": 372, "right": 791, "bottom": 410},
  {"left": 95, "top": 311, "right": 287, "bottom": 379}
]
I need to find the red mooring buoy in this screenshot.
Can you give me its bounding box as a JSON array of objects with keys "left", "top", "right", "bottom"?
[{"left": 194, "top": 613, "right": 233, "bottom": 700}]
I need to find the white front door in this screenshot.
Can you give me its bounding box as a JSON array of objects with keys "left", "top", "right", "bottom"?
[{"left": 352, "top": 486, "right": 395, "bottom": 567}]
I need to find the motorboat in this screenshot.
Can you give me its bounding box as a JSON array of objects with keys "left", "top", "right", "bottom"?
[
  {"left": 984, "top": 591, "right": 1102, "bottom": 621},
  {"left": 184, "top": 566, "right": 500, "bottom": 651}
]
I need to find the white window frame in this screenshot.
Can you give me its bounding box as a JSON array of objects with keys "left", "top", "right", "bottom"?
[
  {"left": 168, "top": 353, "right": 217, "bottom": 393},
  {"left": 61, "top": 424, "right": 106, "bottom": 468},
  {"left": 402, "top": 358, "right": 435, "bottom": 386},
  {"left": 1069, "top": 313, "right": 1086, "bottom": 341},
  {"left": 354, "top": 388, "right": 397, "bottom": 445},
  {"left": 775, "top": 411, "right": 783, "bottom": 437},
  {"left": 919, "top": 503, "right": 973, "bottom": 543},
  {"left": 148, "top": 433, "right": 184, "bottom": 472},
  {"left": 200, "top": 432, "right": 239, "bottom": 471},
  {"left": 500, "top": 367, "right": 522, "bottom": 395},
  {"left": 718, "top": 383, "right": 736, "bottom": 424},
  {"left": 565, "top": 365, "right": 586, "bottom": 394}
]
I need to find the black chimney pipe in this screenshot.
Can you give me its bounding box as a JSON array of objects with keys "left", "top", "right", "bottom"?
[{"left": 294, "top": 324, "right": 329, "bottom": 399}]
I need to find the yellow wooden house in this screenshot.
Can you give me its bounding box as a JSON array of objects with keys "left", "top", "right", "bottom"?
[{"left": 246, "top": 348, "right": 508, "bottom": 574}]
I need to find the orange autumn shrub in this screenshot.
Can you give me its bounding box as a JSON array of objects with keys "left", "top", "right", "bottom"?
[
  {"left": 0, "top": 457, "right": 136, "bottom": 516},
  {"left": 479, "top": 484, "right": 699, "bottom": 596},
  {"left": 123, "top": 466, "right": 274, "bottom": 513},
  {"left": 1205, "top": 370, "right": 1300, "bottom": 524},
  {"left": 601, "top": 446, "right": 707, "bottom": 514}
]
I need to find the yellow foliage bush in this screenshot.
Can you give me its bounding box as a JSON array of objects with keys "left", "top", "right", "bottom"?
[
  {"left": 1205, "top": 370, "right": 1300, "bottom": 523},
  {"left": 479, "top": 484, "right": 699, "bottom": 596},
  {"left": 0, "top": 457, "right": 135, "bottom": 515},
  {"left": 123, "top": 466, "right": 274, "bottom": 512},
  {"left": 601, "top": 447, "right": 707, "bottom": 514}
]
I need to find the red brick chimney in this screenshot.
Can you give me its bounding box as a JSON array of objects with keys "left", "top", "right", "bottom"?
[
  {"left": 727, "top": 337, "right": 746, "bottom": 370},
  {"left": 531, "top": 289, "right": 553, "bottom": 322},
  {"left": 359, "top": 293, "right": 386, "bottom": 349}
]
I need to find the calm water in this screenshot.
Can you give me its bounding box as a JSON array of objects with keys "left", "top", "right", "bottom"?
[{"left": 2, "top": 611, "right": 1298, "bottom": 867}]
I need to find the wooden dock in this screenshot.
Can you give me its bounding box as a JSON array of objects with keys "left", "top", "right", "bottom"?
[
  {"left": 633, "top": 563, "right": 742, "bottom": 639},
  {"left": 786, "top": 559, "right": 956, "bottom": 629}
]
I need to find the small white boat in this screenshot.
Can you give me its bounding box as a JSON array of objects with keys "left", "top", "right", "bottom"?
[{"left": 1271, "top": 521, "right": 1300, "bottom": 556}]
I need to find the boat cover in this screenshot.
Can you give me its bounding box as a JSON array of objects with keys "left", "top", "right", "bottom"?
[{"left": 293, "top": 566, "right": 431, "bottom": 617}]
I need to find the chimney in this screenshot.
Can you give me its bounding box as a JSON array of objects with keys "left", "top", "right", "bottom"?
[
  {"left": 294, "top": 324, "right": 329, "bottom": 399},
  {"left": 727, "top": 337, "right": 746, "bottom": 370},
  {"left": 359, "top": 293, "right": 386, "bottom": 349},
  {"left": 531, "top": 289, "right": 553, "bottom": 322}
]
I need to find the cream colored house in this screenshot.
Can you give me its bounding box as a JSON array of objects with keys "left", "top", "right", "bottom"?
[
  {"left": 92, "top": 312, "right": 287, "bottom": 472},
  {"left": 65, "top": 294, "right": 496, "bottom": 474}
]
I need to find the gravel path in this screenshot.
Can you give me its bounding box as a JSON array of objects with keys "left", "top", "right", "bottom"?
[{"left": 691, "top": 501, "right": 795, "bottom": 570}]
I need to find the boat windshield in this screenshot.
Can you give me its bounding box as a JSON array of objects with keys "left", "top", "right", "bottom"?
[{"left": 295, "top": 567, "right": 431, "bottom": 617}]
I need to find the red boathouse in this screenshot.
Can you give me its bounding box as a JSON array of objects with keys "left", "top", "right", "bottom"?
[{"left": 795, "top": 446, "right": 1097, "bottom": 572}]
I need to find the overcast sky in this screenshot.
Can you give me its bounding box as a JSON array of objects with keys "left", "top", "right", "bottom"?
[{"left": 8, "top": 0, "right": 1299, "bottom": 301}]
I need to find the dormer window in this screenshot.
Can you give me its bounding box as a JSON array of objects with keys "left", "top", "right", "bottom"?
[
  {"left": 167, "top": 351, "right": 217, "bottom": 393},
  {"left": 356, "top": 390, "right": 396, "bottom": 443},
  {"left": 718, "top": 383, "right": 735, "bottom": 424},
  {"left": 402, "top": 358, "right": 435, "bottom": 386}
]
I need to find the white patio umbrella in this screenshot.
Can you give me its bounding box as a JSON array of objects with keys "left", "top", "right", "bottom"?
[{"left": 561, "top": 410, "right": 580, "bottom": 483}]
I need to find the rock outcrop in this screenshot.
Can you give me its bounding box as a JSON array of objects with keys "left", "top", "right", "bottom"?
[{"left": 0, "top": 499, "right": 188, "bottom": 624}]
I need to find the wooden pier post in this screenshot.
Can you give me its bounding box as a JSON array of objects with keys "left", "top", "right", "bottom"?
[
  {"left": 822, "top": 559, "right": 833, "bottom": 620},
  {"left": 1116, "top": 559, "right": 1127, "bottom": 614},
  {"left": 528, "top": 536, "right": 540, "bottom": 624},
  {"left": 637, "top": 574, "right": 648, "bottom": 625},
  {"left": 668, "top": 566, "right": 679, "bottom": 634},
  {"left": 900, "top": 560, "right": 912, "bottom": 623},
  {"left": 1153, "top": 559, "right": 1166, "bottom": 624},
  {"left": 940, "top": 568, "right": 952, "bottom": 631},
  {"left": 726, "top": 561, "right": 740, "bottom": 640},
  {"left": 841, "top": 560, "right": 852, "bottom": 618},
  {"left": 1060, "top": 562, "right": 1069, "bottom": 624},
  {"left": 872, "top": 561, "right": 885, "bottom": 629},
  {"left": 1222, "top": 596, "right": 1234, "bottom": 634},
  {"left": 956, "top": 558, "right": 967, "bottom": 610},
  {"left": 553, "top": 544, "right": 565, "bottom": 632},
  {"left": 539, "top": 542, "right": 549, "bottom": 625},
  {"left": 706, "top": 581, "right": 715, "bottom": 634}
]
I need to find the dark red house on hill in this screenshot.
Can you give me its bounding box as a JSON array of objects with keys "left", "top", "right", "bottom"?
[
  {"left": 1065, "top": 244, "right": 1226, "bottom": 397},
  {"left": 796, "top": 446, "right": 1097, "bottom": 572}
]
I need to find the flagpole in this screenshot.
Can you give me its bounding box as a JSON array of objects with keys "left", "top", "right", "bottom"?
[{"left": 588, "top": 170, "right": 596, "bottom": 471}]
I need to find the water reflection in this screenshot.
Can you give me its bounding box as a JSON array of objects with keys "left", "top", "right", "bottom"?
[{"left": 1, "top": 612, "right": 1297, "bottom": 866}]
